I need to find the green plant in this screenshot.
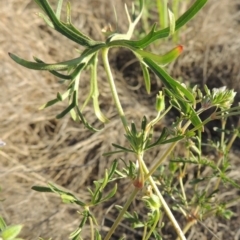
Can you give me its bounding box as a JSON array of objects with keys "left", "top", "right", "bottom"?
[
  {"left": 141, "top": 0, "right": 192, "bottom": 43},
  {"left": 9, "top": 0, "right": 240, "bottom": 239},
  {"left": 0, "top": 216, "right": 23, "bottom": 240}
]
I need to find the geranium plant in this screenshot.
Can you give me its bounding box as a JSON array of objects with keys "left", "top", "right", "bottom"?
[{"left": 9, "top": 0, "right": 240, "bottom": 239}]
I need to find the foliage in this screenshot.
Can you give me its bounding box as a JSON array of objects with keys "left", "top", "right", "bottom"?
[
  {"left": 9, "top": 0, "right": 240, "bottom": 239},
  {"left": 0, "top": 216, "right": 23, "bottom": 240}
]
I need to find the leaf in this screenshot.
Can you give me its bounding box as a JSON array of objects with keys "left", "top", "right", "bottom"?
[
  {"left": 32, "top": 186, "right": 53, "bottom": 192},
  {"left": 56, "top": 101, "right": 75, "bottom": 119},
  {"left": 143, "top": 57, "right": 194, "bottom": 102},
  {"left": 108, "top": 160, "right": 118, "bottom": 179},
  {"left": 146, "top": 127, "right": 168, "bottom": 149},
  {"left": 9, "top": 52, "right": 78, "bottom": 71},
  {"left": 168, "top": 8, "right": 176, "bottom": 36},
  {"left": 75, "top": 106, "right": 102, "bottom": 132},
  {"left": 120, "top": 0, "right": 208, "bottom": 48},
  {"left": 1, "top": 225, "right": 23, "bottom": 240},
  {"left": 33, "top": 0, "right": 101, "bottom": 47},
  {"left": 0, "top": 217, "right": 7, "bottom": 231},
  {"left": 99, "top": 183, "right": 117, "bottom": 203},
  {"left": 140, "top": 63, "right": 151, "bottom": 93},
  {"left": 64, "top": 2, "right": 93, "bottom": 41},
  {"left": 33, "top": 56, "right": 72, "bottom": 80},
  {"left": 112, "top": 143, "right": 134, "bottom": 153},
  {"left": 55, "top": 0, "right": 63, "bottom": 19},
  {"left": 135, "top": 45, "right": 183, "bottom": 66},
  {"left": 60, "top": 193, "right": 77, "bottom": 204}
]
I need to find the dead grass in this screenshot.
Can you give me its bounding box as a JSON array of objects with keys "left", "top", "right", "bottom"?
[{"left": 0, "top": 0, "right": 239, "bottom": 239}]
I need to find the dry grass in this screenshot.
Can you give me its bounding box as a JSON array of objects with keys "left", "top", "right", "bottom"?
[{"left": 0, "top": 0, "right": 240, "bottom": 239}]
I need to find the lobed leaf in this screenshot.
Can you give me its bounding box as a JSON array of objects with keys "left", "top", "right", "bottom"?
[
  {"left": 34, "top": 0, "right": 100, "bottom": 47},
  {"left": 120, "top": 0, "right": 208, "bottom": 48}
]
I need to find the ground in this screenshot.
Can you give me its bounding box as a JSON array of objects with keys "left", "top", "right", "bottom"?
[{"left": 0, "top": 0, "right": 240, "bottom": 239}]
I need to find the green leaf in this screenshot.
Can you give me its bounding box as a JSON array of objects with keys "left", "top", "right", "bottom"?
[
  {"left": 140, "top": 63, "right": 151, "bottom": 93},
  {"left": 0, "top": 217, "right": 7, "bottom": 231},
  {"left": 108, "top": 160, "right": 118, "bottom": 180},
  {"left": 168, "top": 8, "right": 176, "bottom": 36},
  {"left": 39, "top": 89, "right": 71, "bottom": 110},
  {"left": 32, "top": 186, "right": 53, "bottom": 192},
  {"left": 1, "top": 225, "right": 23, "bottom": 240},
  {"left": 55, "top": 0, "right": 63, "bottom": 19},
  {"left": 9, "top": 53, "right": 76, "bottom": 71},
  {"left": 143, "top": 57, "right": 194, "bottom": 102},
  {"left": 146, "top": 127, "right": 168, "bottom": 149},
  {"left": 95, "top": 230, "right": 102, "bottom": 240},
  {"left": 33, "top": 56, "right": 72, "bottom": 80},
  {"left": 141, "top": 116, "right": 147, "bottom": 131},
  {"left": 60, "top": 193, "right": 77, "bottom": 204},
  {"left": 111, "top": 143, "right": 134, "bottom": 153},
  {"left": 75, "top": 106, "right": 102, "bottom": 132},
  {"left": 120, "top": 0, "right": 208, "bottom": 48},
  {"left": 33, "top": 0, "right": 101, "bottom": 47},
  {"left": 56, "top": 101, "right": 75, "bottom": 119},
  {"left": 99, "top": 183, "right": 117, "bottom": 203},
  {"left": 64, "top": 2, "right": 93, "bottom": 41},
  {"left": 135, "top": 45, "right": 183, "bottom": 66},
  {"left": 46, "top": 182, "right": 85, "bottom": 206}
]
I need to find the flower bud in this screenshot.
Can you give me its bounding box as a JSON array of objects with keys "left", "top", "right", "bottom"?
[{"left": 155, "top": 91, "right": 165, "bottom": 112}]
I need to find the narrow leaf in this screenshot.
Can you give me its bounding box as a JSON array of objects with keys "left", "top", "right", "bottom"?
[
  {"left": 32, "top": 185, "right": 53, "bottom": 192},
  {"left": 140, "top": 63, "right": 151, "bottom": 93},
  {"left": 168, "top": 8, "right": 175, "bottom": 36},
  {"left": 120, "top": 0, "right": 208, "bottom": 48},
  {"left": 1, "top": 225, "right": 23, "bottom": 240},
  {"left": 0, "top": 217, "right": 7, "bottom": 231},
  {"left": 56, "top": 0, "right": 63, "bottom": 19},
  {"left": 112, "top": 143, "right": 133, "bottom": 152},
  {"left": 34, "top": 0, "right": 100, "bottom": 47},
  {"left": 136, "top": 45, "right": 183, "bottom": 66},
  {"left": 143, "top": 57, "right": 194, "bottom": 103}
]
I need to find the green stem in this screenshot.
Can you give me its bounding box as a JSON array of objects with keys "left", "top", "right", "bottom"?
[
  {"left": 142, "top": 161, "right": 186, "bottom": 240},
  {"left": 156, "top": 0, "right": 168, "bottom": 29},
  {"left": 102, "top": 47, "right": 128, "bottom": 131},
  {"left": 226, "top": 118, "right": 240, "bottom": 152},
  {"left": 220, "top": 115, "right": 226, "bottom": 150},
  {"left": 145, "top": 141, "right": 178, "bottom": 179},
  {"left": 89, "top": 215, "right": 94, "bottom": 240},
  {"left": 103, "top": 188, "right": 139, "bottom": 240},
  {"left": 145, "top": 210, "right": 160, "bottom": 240}
]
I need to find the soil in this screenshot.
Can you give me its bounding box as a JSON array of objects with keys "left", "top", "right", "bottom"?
[{"left": 0, "top": 0, "right": 240, "bottom": 239}]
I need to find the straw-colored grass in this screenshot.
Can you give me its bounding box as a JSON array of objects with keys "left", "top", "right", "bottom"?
[{"left": 0, "top": 0, "right": 239, "bottom": 239}]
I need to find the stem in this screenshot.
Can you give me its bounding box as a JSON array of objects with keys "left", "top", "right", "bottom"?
[
  {"left": 142, "top": 161, "right": 186, "bottom": 240},
  {"left": 102, "top": 47, "right": 128, "bottom": 131},
  {"left": 145, "top": 210, "right": 160, "bottom": 240},
  {"left": 146, "top": 141, "right": 178, "bottom": 179},
  {"left": 220, "top": 115, "right": 226, "bottom": 150},
  {"left": 89, "top": 215, "right": 94, "bottom": 240},
  {"left": 142, "top": 225, "right": 147, "bottom": 240},
  {"left": 213, "top": 115, "right": 227, "bottom": 191},
  {"left": 156, "top": 0, "right": 168, "bottom": 29},
  {"left": 226, "top": 118, "right": 240, "bottom": 152},
  {"left": 176, "top": 219, "right": 197, "bottom": 240},
  {"left": 104, "top": 188, "right": 139, "bottom": 240},
  {"left": 179, "top": 167, "right": 187, "bottom": 204},
  {"left": 195, "top": 130, "right": 202, "bottom": 192}
]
